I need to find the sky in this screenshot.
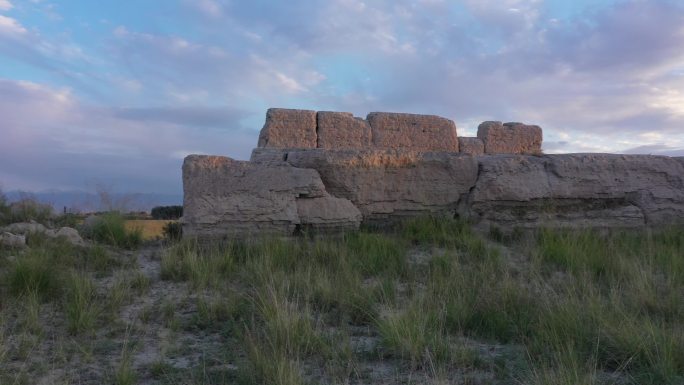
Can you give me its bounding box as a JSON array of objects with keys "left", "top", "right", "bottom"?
[{"left": 1, "top": 0, "right": 684, "bottom": 195}]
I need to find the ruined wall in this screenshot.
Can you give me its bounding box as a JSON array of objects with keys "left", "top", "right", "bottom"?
[
  {"left": 257, "top": 108, "right": 541, "bottom": 155},
  {"left": 182, "top": 108, "right": 684, "bottom": 240}
]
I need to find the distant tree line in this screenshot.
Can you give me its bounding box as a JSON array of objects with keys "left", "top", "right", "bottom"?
[{"left": 151, "top": 205, "right": 183, "bottom": 220}]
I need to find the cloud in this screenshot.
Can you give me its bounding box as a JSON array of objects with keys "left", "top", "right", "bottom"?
[
  {"left": 463, "top": 0, "right": 542, "bottom": 37},
  {"left": 541, "top": 1, "right": 684, "bottom": 76},
  {"left": 192, "top": 0, "right": 223, "bottom": 18},
  {"left": 0, "top": 14, "right": 26, "bottom": 36},
  {"left": 0, "top": 79, "right": 256, "bottom": 193},
  {"left": 0, "top": 0, "right": 12, "bottom": 11},
  {"left": 2, "top": 0, "right": 684, "bottom": 193},
  {"left": 622, "top": 144, "right": 684, "bottom": 157},
  {"left": 113, "top": 106, "right": 248, "bottom": 127}
]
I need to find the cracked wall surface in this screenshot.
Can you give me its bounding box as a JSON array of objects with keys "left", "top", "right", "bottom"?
[
  {"left": 256, "top": 108, "right": 542, "bottom": 155},
  {"left": 182, "top": 109, "right": 684, "bottom": 239}
]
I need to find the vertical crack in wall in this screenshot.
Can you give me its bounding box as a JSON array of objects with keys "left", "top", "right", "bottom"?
[
  {"left": 315, "top": 111, "right": 321, "bottom": 148},
  {"left": 625, "top": 190, "right": 649, "bottom": 226},
  {"left": 456, "top": 158, "right": 483, "bottom": 220}
]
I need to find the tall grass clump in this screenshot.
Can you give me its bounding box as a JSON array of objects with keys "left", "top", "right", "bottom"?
[
  {"left": 7, "top": 250, "right": 61, "bottom": 301},
  {"left": 114, "top": 329, "right": 137, "bottom": 385},
  {"left": 253, "top": 281, "right": 323, "bottom": 357},
  {"left": 344, "top": 232, "right": 408, "bottom": 277},
  {"left": 525, "top": 346, "right": 600, "bottom": 385},
  {"left": 377, "top": 294, "right": 452, "bottom": 368},
  {"left": 89, "top": 212, "right": 142, "bottom": 249},
  {"left": 160, "top": 239, "right": 239, "bottom": 288},
  {"left": 64, "top": 273, "right": 99, "bottom": 334},
  {"left": 240, "top": 280, "right": 322, "bottom": 385},
  {"left": 534, "top": 229, "right": 624, "bottom": 278},
  {"left": 241, "top": 335, "right": 305, "bottom": 385},
  {"left": 17, "top": 290, "right": 43, "bottom": 335},
  {"left": 401, "top": 216, "right": 491, "bottom": 258},
  {"left": 426, "top": 252, "right": 536, "bottom": 343}
]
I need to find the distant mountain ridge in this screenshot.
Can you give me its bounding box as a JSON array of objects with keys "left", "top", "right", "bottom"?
[{"left": 4, "top": 190, "right": 183, "bottom": 213}]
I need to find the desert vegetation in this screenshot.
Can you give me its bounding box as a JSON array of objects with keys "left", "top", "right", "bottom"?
[
  {"left": 0, "top": 201, "right": 682, "bottom": 384},
  {"left": 0, "top": 191, "right": 54, "bottom": 227}
]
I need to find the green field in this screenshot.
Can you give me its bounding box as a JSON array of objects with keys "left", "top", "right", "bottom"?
[{"left": 0, "top": 217, "right": 682, "bottom": 384}]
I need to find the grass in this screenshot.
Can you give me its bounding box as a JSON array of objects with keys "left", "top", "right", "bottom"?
[
  {"left": 113, "top": 328, "right": 137, "bottom": 385},
  {"left": 8, "top": 249, "right": 62, "bottom": 301},
  {"left": 1, "top": 216, "right": 682, "bottom": 384},
  {"left": 89, "top": 212, "right": 143, "bottom": 249},
  {"left": 64, "top": 273, "right": 99, "bottom": 335},
  {"left": 155, "top": 220, "right": 684, "bottom": 384},
  {"left": 125, "top": 219, "right": 174, "bottom": 240},
  {"left": 0, "top": 196, "right": 53, "bottom": 226},
  {"left": 377, "top": 294, "right": 452, "bottom": 367}
]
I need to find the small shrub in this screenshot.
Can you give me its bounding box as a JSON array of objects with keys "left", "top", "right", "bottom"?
[
  {"left": 162, "top": 221, "right": 182, "bottom": 241},
  {"left": 90, "top": 212, "right": 142, "bottom": 249},
  {"left": 53, "top": 213, "right": 80, "bottom": 228},
  {"left": 129, "top": 272, "right": 151, "bottom": 294},
  {"left": 1, "top": 196, "right": 54, "bottom": 225}
]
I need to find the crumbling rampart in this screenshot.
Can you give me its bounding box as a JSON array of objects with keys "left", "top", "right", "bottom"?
[
  {"left": 182, "top": 108, "right": 684, "bottom": 239},
  {"left": 256, "top": 108, "right": 542, "bottom": 155}
]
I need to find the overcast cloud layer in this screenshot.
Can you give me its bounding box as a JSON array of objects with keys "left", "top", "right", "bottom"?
[{"left": 1, "top": 0, "right": 683, "bottom": 194}]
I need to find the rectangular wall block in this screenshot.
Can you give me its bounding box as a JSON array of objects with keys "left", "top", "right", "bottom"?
[
  {"left": 458, "top": 137, "right": 484, "bottom": 156},
  {"left": 317, "top": 111, "right": 372, "bottom": 149},
  {"left": 257, "top": 108, "right": 317, "bottom": 148},
  {"left": 367, "top": 112, "right": 459, "bottom": 152},
  {"left": 477, "top": 121, "right": 542, "bottom": 155}
]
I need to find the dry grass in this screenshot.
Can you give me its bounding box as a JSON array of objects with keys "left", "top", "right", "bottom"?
[
  {"left": 1, "top": 218, "right": 682, "bottom": 385},
  {"left": 125, "top": 220, "right": 172, "bottom": 240}
]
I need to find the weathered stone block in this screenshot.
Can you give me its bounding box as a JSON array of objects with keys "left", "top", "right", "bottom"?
[
  {"left": 468, "top": 154, "right": 684, "bottom": 229},
  {"left": 2, "top": 221, "right": 47, "bottom": 235},
  {"left": 317, "top": 111, "right": 371, "bottom": 149},
  {"left": 284, "top": 149, "right": 478, "bottom": 223},
  {"left": 0, "top": 232, "right": 26, "bottom": 248},
  {"left": 477, "top": 121, "right": 542, "bottom": 155},
  {"left": 458, "top": 137, "right": 484, "bottom": 156},
  {"left": 257, "top": 108, "right": 317, "bottom": 148},
  {"left": 367, "top": 112, "right": 459, "bottom": 152},
  {"left": 182, "top": 155, "right": 361, "bottom": 239},
  {"left": 250, "top": 148, "right": 290, "bottom": 164},
  {"left": 296, "top": 196, "right": 362, "bottom": 232}
]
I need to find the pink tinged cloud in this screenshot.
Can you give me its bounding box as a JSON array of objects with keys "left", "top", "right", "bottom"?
[
  {"left": 0, "top": 14, "right": 26, "bottom": 36},
  {"left": 0, "top": 0, "right": 12, "bottom": 11}
]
